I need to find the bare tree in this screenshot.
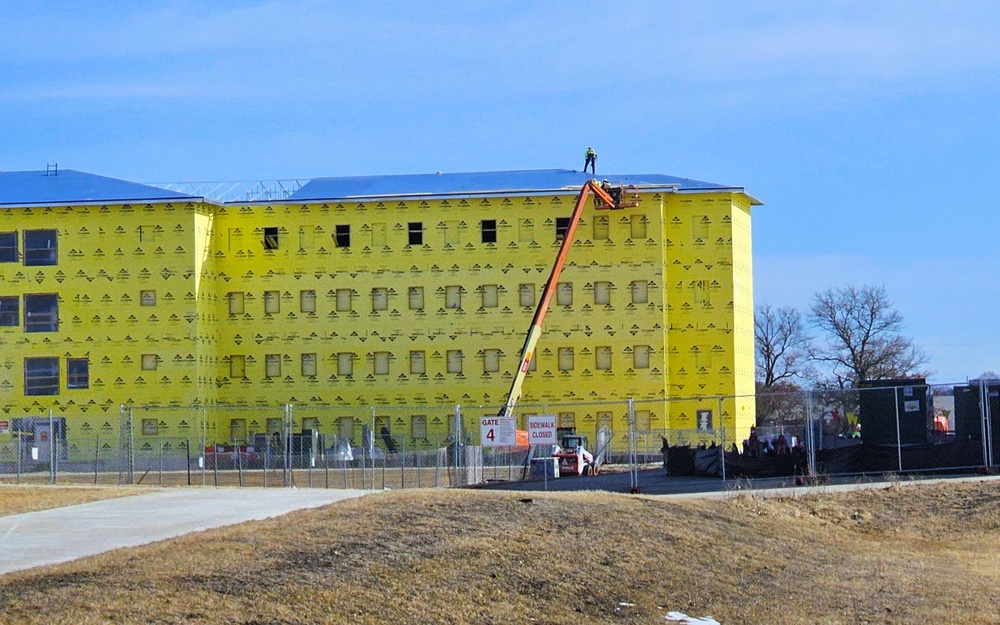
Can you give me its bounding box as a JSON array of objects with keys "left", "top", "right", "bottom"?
[
  {"left": 754, "top": 304, "right": 812, "bottom": 387},
  {"left": 809, "top": 285, "right": 926, "bottom": 386}
]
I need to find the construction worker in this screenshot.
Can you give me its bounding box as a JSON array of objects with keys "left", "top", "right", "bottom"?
[{"left": 584, "top": 147, "right": 597, "bottom": 175}]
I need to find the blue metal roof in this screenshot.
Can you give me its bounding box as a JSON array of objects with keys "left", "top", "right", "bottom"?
[
  {"left": 289, "top": 169, "right": 741, "bottom": 201},
  {"left": 0, "top": 170, "right": 201, "bottom": 207}
]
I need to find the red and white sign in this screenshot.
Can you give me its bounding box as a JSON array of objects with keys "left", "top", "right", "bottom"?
[
  {"left": 480, "top": 416, "right": 516, "bottom": 447},
  {"left": 527, "top": 415, "right": 557, "bottom": 446}
]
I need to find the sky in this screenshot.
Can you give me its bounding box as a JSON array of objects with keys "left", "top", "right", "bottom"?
[{"left": 2, "top": 1, "right": 998, "bottom": 385}]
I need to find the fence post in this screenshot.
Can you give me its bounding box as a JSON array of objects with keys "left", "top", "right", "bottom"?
[
  {"left": 94, "top": 434, "right": 100, "bottom": 485},
  {"left": 983, "top": 380, "right": 995, "bottom": 468},
  {"left": 894, "top": 386, "right": 903, "bottom": 473},
  {"left": 49, "top": 409, "right": 55, "bottom": 485},
  {"left": 201, "top": 407, "right": 208, "bottom": 486},
  {"left": 400, "top": 436, "right": 406, "bottom": 490},
  {"left": 158, "top": 441, "right": 163, "bottom": 486},
  {"left": 718, "top": 396, "right": 726, "bottom": 482},
  {"left": 627, "top": 398, "right": 638, "bottom": 492},
  {"left": 805, "top": 391, "right": 817, "bottom": 476}
]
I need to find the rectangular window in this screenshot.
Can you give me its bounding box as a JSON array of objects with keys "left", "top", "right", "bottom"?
[
  {"left": 518, "top": 219, "right": 534, "bottom": 243},
  {"left": 596, "top": 346, "right": 612, "bottom": 371},
  {"left": 140, "top": 290, "right": 156, "bottom": 306},
  {"left": 24, "top": 357, "right": 59, "bottom": 396},
  {"left": 337, "top": 352, "right": 354, "bottom": 376},
  {"left": 444, "top": 220, "right": 461, "bottom": 245},
  {"left": 228, "top": 292, "right": 245, "bottom": 315},
  {"left": 265, "top": 354, "right": 281, "bottom": 378},
  {"left": 483, "top": 348, "right": 500, "bottom": 373},
  {"left": 445, "top": 285, "right": 461, "bottom": 309},
  {"left": 593, "top": 216, "right": 609, "bottom": 240},
  {"left": 334, "top": 224, "right": 351, "bottom": 248},
  {"left": 336, "top": 288, "right": 352, "bottom": 312},
  {"left": 24, "top": 293, "right": 58, "bottom": 332},
  {"left": 141, "top": 354, "right": 158, "bottom": 371},
  {"left": 594, "top": 281, "right": 610, "bottom": 305},
  {"left": 633, "top": 345, "right": 651, "bottom": 369},
  {"left": 519, "top": 284, "right": 535, "bottom": 308},
  {"left": 301, "top": 353, "right": 317, "bottom": 377},
  {"left": 597, "top": 411, "right": 613, "bottom": 432},
  {"left": 374, "top": 351, "right": 390, "bottom": 375},
  {"left": 371, "top": 223, "right": 387, "bottom": 247},
  {"left": 0, "top": 231, "right": 18, "bottom": 262},
  {"left": 631, "top": 215, "right": 647, "bottom": 239},
  {"left": 337, "top": 416, "right": 355, "bottom": 443},
  {"left": 23, "top": 229, "right": 57, "bottom": 266},
  {"left": 481, "top": 284, "right": 498, "bottom": 308},
  {"left": 0, "top": 296, "right": 18, "bottom": 326},
  {"left": 447, "top": 350, "right": 463, "bottom": 374},
  {"left": 558, "top": 347, "right": 574, "bottom": 371},
  {"left": 410, "top": 350, "right": 426, "bottom": 375},
  {"left": 408, "top": 222, "right": 423, "bottom": 246},
  {"left": 372, "top": 287, "right": 388, "bottom": 312},
  {"left": 264, "top": 290, "right": 280, "bottom": 314},
  {"left": 263, "top": 226, "right": 279, "bottom": 250},
  {"left": 411, "top": 415, "right": 427, "bottom": 440},
  {"left": 556, "top": 282, "right": 573, "bottom": 306},
  {"left": 408, "top": 287, "right": 424, "bottom": 310},
  {"left": 636, "top": 410, "right": 652, "bottom": 432},
  {"left": 555, "top": 217, "right": 571, "bottom": 241},
  {"left": 142, "top": 419, "right": 159, "bottom": 436},
  {"left": 230, "top": 355, "right": 246, "bottom": 379},
  {"left": 558, "top": 411, "right": 576, "bottom": 429},
  {"left": 300, "top": 290, "right": 316, "bottom": 313},
  {"left": 481, "top": 219, "right": 497, "bottom": 243},
  {"left": 66, "top": 358, "right": 89, "bottom": 389},
  {"left": 630, "top": 281, "right": 648, "bottom": 304}
]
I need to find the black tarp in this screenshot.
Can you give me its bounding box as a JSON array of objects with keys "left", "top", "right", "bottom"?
[{"left": 664, "top": 439, "right": 987, "bottom": 479}]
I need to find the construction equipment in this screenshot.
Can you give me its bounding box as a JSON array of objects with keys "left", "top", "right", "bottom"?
[
  {"left": 497, "top": 179, "right": 638, "bottom": 421},
  {"left": 553, "top": 429, "right": 599, "bottom": 476}
]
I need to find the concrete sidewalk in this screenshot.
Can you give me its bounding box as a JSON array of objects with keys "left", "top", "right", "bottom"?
[{"left": 0, "top": 487, "right": 370, "bottom": 575}]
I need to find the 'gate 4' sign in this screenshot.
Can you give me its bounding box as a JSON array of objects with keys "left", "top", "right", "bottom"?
[{"left": 480, "top": 416, "right": 516, "bottom": 447}]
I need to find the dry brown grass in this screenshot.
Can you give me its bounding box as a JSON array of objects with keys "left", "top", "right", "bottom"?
[
  {"left": 0, "top": 485, "right": 138, "bottom": 516},
  {"left": 2, "top": 480, "right": 1000, "bottom": 624}
]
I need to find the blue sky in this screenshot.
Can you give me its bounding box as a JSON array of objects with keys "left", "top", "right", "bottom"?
[{"left": 2, "top": 1, "right": 998, "bottom": 384}]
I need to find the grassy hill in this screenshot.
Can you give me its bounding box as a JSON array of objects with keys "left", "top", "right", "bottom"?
[{"left": 1, "top": 480, "right": 999, "bottom": 624}]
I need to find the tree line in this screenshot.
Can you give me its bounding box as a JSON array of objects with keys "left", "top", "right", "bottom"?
[{"left": 755, "top": 284, "right": 927, "bottom": 393}]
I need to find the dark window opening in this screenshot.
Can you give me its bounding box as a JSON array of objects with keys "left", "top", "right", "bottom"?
[
  {"left": 0, "top": 296, "right": 18, "bottom": 326},
  {"left": 335, "top": 224, "right": 351, "bottom": 248},
  {"left": 555, "top": 217, "right": 571, "bottom": 241},
  {"left": 263, "top": 227, "right": 279, "bottom": 250},
  {"left": 67, "top": 358, "right": 89, "bottom": 389},
  {"left": 408, "top": 222, "right": 423, "bottom": 246},
  {"left": 24, "top": 293, "right": 58, "bottom": 332},
  {"left": 481, "top": 220, "right": 497, "bottom": 244},
  {"left": 0, "top": 232, "right": 17, "bottom": 262},
  {"left": 25, "top": 357, "right": 59, "bottom": 396},
  {"left": 24, "top": 229, "right": 57, "bottom": 266}
]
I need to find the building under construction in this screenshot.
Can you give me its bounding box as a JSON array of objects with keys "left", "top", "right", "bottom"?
[{"left": 0, "top": 167, "right": 760, "bottom": 452}]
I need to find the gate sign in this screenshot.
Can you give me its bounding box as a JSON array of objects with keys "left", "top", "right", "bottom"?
[
  {"left": 480, "top": 416, "right": 516, "bottom": 447},
  {"left": 527, "top": 415, "right": 557, "bottom": 446}
]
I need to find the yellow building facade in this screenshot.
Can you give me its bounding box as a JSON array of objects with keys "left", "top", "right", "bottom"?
[{"left": 0, "top": 168, "right": 758, "bottom": 453}]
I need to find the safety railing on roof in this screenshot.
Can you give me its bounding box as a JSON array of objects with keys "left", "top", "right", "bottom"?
[{"left": 144, "top": 180, "right": 309, "bottom": 203}]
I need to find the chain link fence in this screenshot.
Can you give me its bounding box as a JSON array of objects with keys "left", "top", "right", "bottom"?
[{"left": 3, "top": 381, "right": 994, "bottom": 488}]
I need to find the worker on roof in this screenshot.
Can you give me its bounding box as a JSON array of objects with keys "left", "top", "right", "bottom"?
[{"left": 584, "top": 147, "right": 597, "bottom": 175}]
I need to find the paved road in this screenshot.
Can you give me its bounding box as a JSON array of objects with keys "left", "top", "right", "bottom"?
[{"left": 0, "top": 487, "right": 369, "bottom": 575}]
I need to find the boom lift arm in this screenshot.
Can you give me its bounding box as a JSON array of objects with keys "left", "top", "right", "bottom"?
[{"left": 498, "top": 179, "right": 626, "bottom": 419}]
